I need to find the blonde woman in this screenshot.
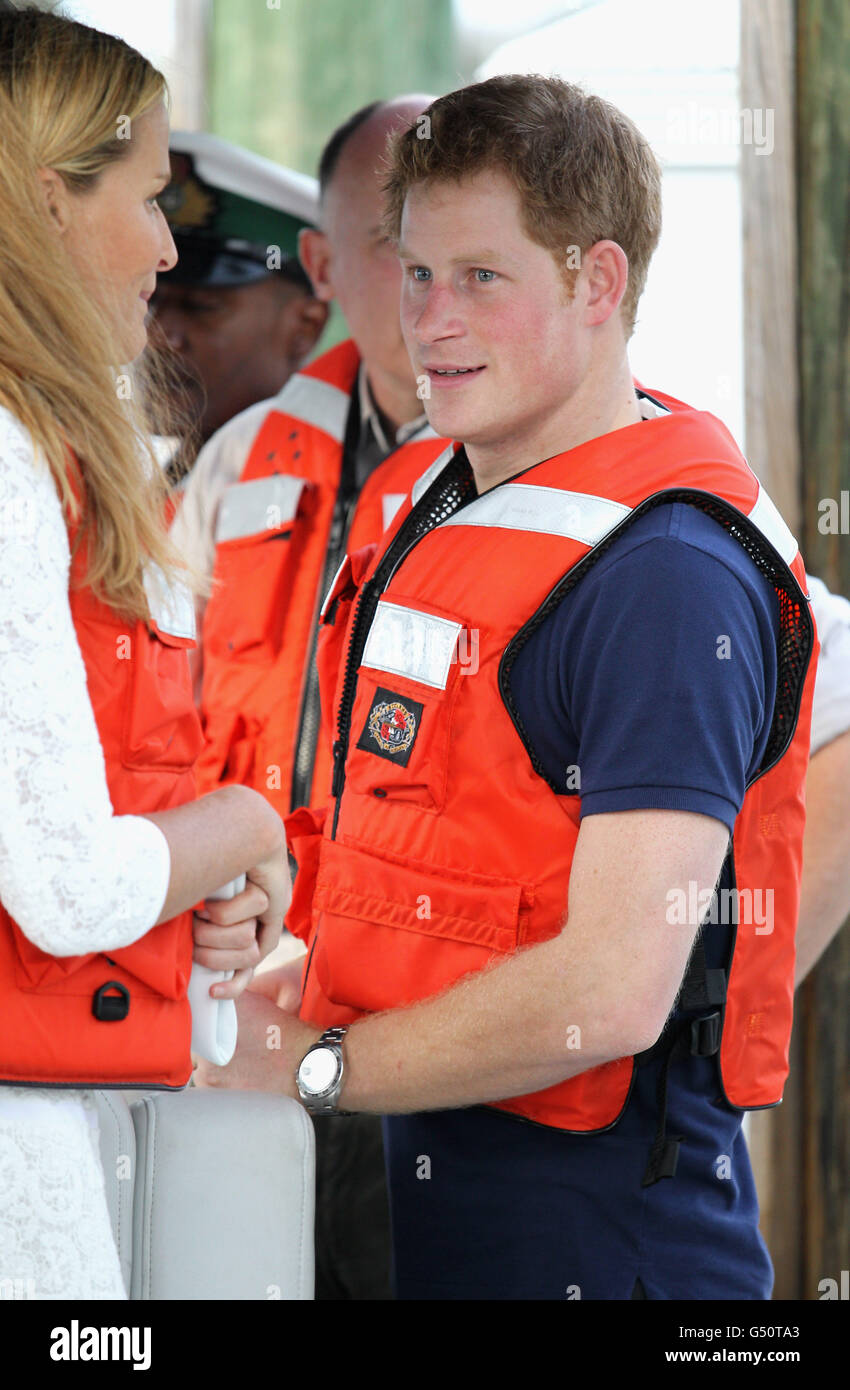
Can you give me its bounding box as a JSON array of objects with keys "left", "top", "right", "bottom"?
[{"left": 0, "top": 8, "right": 291, "bottom": 1298}]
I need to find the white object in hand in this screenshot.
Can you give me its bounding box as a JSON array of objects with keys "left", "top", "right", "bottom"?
[{"left": 187, "top": 874, "right": 245, "bottom": 1065}]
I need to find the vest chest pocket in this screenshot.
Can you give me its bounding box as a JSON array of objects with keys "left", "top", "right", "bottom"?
[
  {"left": 121, "top": 564, "right": 203, "bottom": 772},
  {"left": 204, "top": 474, "right": 311, "bottom": 661},
  {"left": 344, "top": 596, "right": 469, "bottom": 812},
  {"left": 69, "top": 566, "right": 202, "bottom": 776}
]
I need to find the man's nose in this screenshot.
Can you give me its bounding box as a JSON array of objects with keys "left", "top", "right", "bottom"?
[{"left": 412, "top": 283, "right": 462, "bottom": 345}]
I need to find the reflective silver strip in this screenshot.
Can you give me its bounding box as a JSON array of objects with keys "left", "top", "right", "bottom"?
[
  {"left": 143, "top": 562, "right": 195, "bottom": 640},
  {"left": 362, "top": 600, "right": 462, "bottom": 690},
  {"left": 277, "top": 372, "right": 349, "bottom": 442},
  {"left": 415, "top": 443, "right": 799, "bottom": 569},
  {"left": 747, "top": 483, "right": 798, "bottom": 566},
  {"left": 215, "top": 474, "right": 306, "bottom": 542},
  {"left": 381, "top": 493, "right": 407, "bottom": 532},
  {"left": 410, "top": 444, "right": 457, "bottom": 506},
  {"left": 440, "top": 483, "right": 631, "bottom": 546}
]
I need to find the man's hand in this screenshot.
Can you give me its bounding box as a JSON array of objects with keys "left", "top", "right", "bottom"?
[
  {"left": 192, "top": 881, "right": 281, "bottom": 999},
  {"left": 193, "top": 987, "right": 320, "bottom": 1096},
  {"left": 250, "top": 956, "right": 306, "bottom": 1012}
]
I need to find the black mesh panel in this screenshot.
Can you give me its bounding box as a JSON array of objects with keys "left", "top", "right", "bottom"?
[{"left": 500, "top": 488, "right": 814, "bottom": 791}]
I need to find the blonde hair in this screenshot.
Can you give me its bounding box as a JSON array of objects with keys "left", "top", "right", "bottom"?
[
  {"left": 383, "top": 75, "right": 663, "bottom": 340},
  {"left": 0, "top": 7, "right": 206, "bottom": 622}
]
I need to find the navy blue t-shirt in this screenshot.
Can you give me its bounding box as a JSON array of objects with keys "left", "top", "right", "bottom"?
[{"left": 383, "top": 493, "right": 782, "bottom": 1301}]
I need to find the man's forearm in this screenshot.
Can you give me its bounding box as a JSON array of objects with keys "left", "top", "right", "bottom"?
[
  {"left": 336, "top": 929, "right": 630, "bottom": 1114},
  {"left": 229, "top": 923, "right": 640, "bottom": 1112},
  {"left": 239, "top": 809, "right": 720, "bottom": 1116},
  {"left": 325, "top": 810, "right": 718, "bottom": 1113}
]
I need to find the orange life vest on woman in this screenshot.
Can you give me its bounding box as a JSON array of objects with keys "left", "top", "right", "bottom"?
[
  {"left": 0, "top": 472, "right": 203, "bottom": 1088},
  {"left": 196, "top": 339, "right": 447, "bottom": 818},
  {"left": 295, "top": 387, "right": 818, "bottom": 1134}
]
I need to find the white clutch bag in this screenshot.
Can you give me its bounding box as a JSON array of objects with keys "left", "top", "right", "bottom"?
[{"left": 187, "top": 874, "right": 245, "bottom": 1065}]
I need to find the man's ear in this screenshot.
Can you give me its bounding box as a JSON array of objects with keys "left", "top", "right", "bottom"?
[
  {"left": 582, "top": 240, "right": 629, "bottom": 328},
  {"left": 284, "top": 293, "right": 330, "bottom": 364},
  {"left": 37, "top": 168, "right": 73, "bottom": 233},
  {"left": 297, "top": 226, "right": 334, "bottom": 303}
]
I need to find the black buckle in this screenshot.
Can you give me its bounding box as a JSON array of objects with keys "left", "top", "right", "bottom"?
[
  {"left": 704, "top": 968, "right": 727, "bottom": 1006},
  {"left": 92, "top": 981, "right": 130, "bottom": 1021},
  {"left": 690, "top": 1011, "right": 721, "bottom": 1057}
]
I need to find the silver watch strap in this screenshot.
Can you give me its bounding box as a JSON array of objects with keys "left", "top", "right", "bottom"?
[{"left": 297, "top": 1025, "right": 351, "bottom": 1115}]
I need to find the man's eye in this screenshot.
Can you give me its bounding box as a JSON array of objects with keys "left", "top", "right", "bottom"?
[
  {"left": 473, "top": 268, "right": 496, "bottom": 282},
  {"left": 409, "top": 266, "right": 431, "bottom": 282}
]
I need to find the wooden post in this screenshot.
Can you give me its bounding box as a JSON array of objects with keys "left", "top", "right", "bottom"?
[
  {"left": 741, "top": 0, "right": 800, "bottom": 534},
  {"left": 795, "top": 0, "right": 850, "bottom": 1300},
  {"left": 743, "top": 0, "right": 850, "bottom": 1300},
  {"left": 740, "top": 0, "right": 806, "bottom": 1299}
]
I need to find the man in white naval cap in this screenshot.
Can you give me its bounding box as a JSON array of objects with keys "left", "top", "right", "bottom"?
[{"left": 150, "top": 132, "right": 328, "bottom": 478}]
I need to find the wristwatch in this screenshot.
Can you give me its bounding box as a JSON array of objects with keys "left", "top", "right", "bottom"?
[{"left": 295, "top": 1026, "right": 350, "bottom": 1114}]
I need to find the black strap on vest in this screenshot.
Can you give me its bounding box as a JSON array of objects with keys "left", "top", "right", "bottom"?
[
  {"left": 635, "top": 935, "right": 727, "bottom": 1186},
  {"left": 289, "top": 383, "right": 362, "bottom": 814}
]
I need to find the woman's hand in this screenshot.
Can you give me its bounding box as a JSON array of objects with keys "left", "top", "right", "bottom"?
[
  {"left": 245, "top": 838, "right": 293, "bottom": 953},
  {"left": 192, "top": 841, "right": 292, "bottom": 1000}
]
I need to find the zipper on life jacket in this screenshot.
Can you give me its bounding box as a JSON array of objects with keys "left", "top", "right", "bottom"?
[
  {"left": 289, "top": 490, "right": 357, "bottom": 812},
  {"left": 329, "top": 449, "right": 477, "bottom": 840},
  {"left": 289, "top": 388, "right": 362, "bottom": 814},
  {"left": 327, "top": 392, "right": 663, "bottom": 825},
  {"left": 327, "top": 424, "right": 680, "bottom": 834}
]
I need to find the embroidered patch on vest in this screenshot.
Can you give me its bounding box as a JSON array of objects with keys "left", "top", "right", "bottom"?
[{"left": 356, "top": 687, "right": 423, "bottom": 766}]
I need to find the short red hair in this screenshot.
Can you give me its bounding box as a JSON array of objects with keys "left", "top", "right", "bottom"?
[{"left": 383, "top": 74, "right": 663, "bottom": 339}]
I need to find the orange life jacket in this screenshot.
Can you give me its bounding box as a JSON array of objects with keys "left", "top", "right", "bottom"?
[
  {"left": 296, "top": 387, "right": 818, "bottom": 1137},
  {"left": 196, "top": 339, "right": 447, "bottom": 818},
  {"left": 0, "top": 470, "right": 203, "bottom": 1088}
]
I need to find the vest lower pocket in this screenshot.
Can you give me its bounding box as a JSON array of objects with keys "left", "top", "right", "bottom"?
[
  {"left": 309, "top": 843, "right": 524, "bottom": 1015},
  {"left": 284, "top": 804, "right": 328, "bottom": 943},
  {"left": 1, "top": 913, "right": 192, "bottom": 1085},
  {"left": 204, "top": 519, "right": 306, "bottom": 662},
  {"left": 7, "top": 912, "right": 192, "bottom": 999},
  {"left": 7, "top": 917, "right": 96, "bottom": 989},
  {"left": 219, "top": 724, "right": 258, "bottom": 788}
]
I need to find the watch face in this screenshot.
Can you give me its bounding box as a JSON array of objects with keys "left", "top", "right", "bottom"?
[{"left": 300, "top": 1047, "right": 339, "bottom": 1095}]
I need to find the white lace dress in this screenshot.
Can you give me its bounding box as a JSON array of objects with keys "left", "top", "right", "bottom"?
[{"left": 0, "top": 407, "right": 172, "bottom": 1300}]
